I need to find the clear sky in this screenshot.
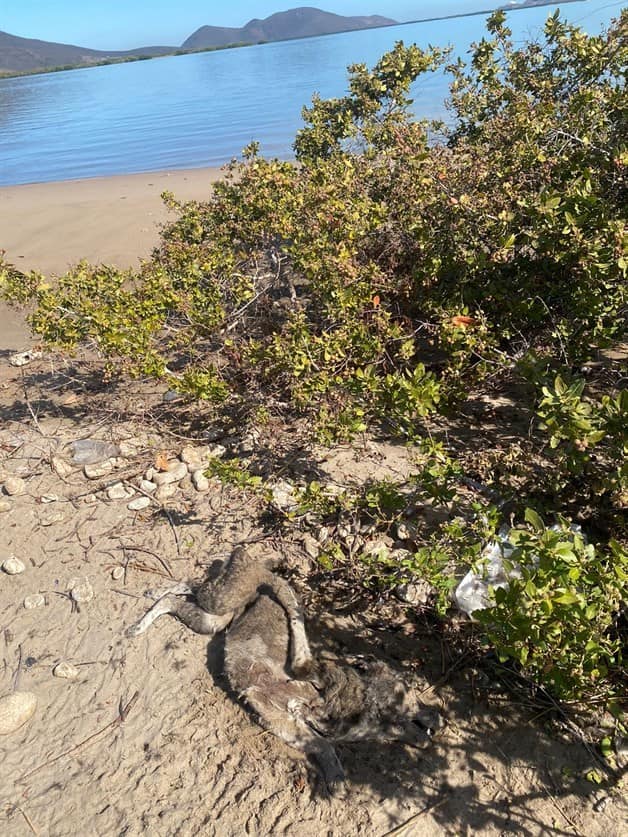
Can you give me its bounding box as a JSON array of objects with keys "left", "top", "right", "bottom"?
[{"left": 2, "top": 2, "right": 500, "bottom": 50}]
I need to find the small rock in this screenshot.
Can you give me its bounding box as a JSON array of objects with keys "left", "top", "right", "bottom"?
[
  {"left": 396, "top": 521, "right": 419, "bottom": 542},
  {"left": 52, "top": 662, "right": 80, "bottom": 680},
  {"left": 162, "top": 389, "right": 181, "bottom": 403},
  {"left": 24, "top": 594, "right": 45, "bottom": 609},
  {"left": 139, "top": 479, "right": 157, "bottom": 493},
  {"left": 191, "top": 470, "right": 210, "bottom": 492},
  {"left": 83, "top": 493, "right": 98, "bottom": 505},
  {"left": 155, "top": 483, "right": 178, "bottom": 501},
  {"left": 118, "top": 440, "right": 139, "bottom": 458},
  {"left": 593, "top": 796, "right": 609, "bottom": 813},
  {"left": 39, "top": 510, "right": 65, "bottom": 527},
  {"left": 337, "top": 524, "right": 351, "bottom": 541},
  {"left": 301, "top": 534, "right": 320, "bottom": 560},
  {"left": 235, "top": 432, "right": 259, "bottom": 456},
  {"left": 111, "top": 566, "right": 125, "bottom": 581},
  {"left": 201, "top": 428, "right": 224, "bottom": 442},
  {"left": 106, "top": 482, "right": 134, "bottom": 501},
  {"left": 180, "top": 445, "right": 210, "bottom": 466},
  {"left": 51, "top": 455, "right": 74, "bottom": 478},
  {"left": 208, "top": 444, "right": 227, "bottom": 460},
  {"left": 0, "top": 692, "right": 37, "bottom": 735},
  {"left": 153, "top": 461, "right": 187, "bottom": 486},
  {"left": 316, "top": 526, "right": 330, "bottom": 545},
  {"left": 84, "top": 460, "right": 115, "bottom": 480},
  {"left": 3, "top": 476, "right": 26, "bottom": 496},
  {"left": 2, "top": 556, "right": 26, "bottom": 575},
  {"left": 395, "top": 579, "right": 433, "bottom": 606},
  {"left": 40, "top": 493, "right": 59, "bottom": 504},
  {"left": 0, "top": 500, "right": 11, "bottom": 513},
  {"left": 127, "top": 496, "right": 151, "bottom": 512},
  {"left": 144, "top": 467, "right": 156, "bottom": 481},
  {"left": 69, "top": 578, "right": 94, "bottom": 603},
  {"left": 9, "top": 349, "right": 42, "bottom": 367},
  {"left": 270, "top": 480, "right": 299, "bottom": 512}
]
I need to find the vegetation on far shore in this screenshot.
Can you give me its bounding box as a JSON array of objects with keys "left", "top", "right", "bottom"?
[
  {"left": 0, "top": 41, "right": 255, "bottom": 80},
  {"left": 2, "top": 10, "right": 626, "bottom": 738}
]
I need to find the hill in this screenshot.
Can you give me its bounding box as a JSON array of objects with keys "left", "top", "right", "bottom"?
[
  {"left": 0, "top": 30, "right": 172, "bottom": 74},
  {"left": 182, "top": 7, "right": 396, "bottom": 50}
]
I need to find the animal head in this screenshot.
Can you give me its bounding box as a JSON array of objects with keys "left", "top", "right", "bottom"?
[{"left": 316, "top": 660, "right": 441, "bottom": 746}]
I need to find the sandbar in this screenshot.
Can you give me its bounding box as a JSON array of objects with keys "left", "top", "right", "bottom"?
[{"left": 0, "top": 166, "right": 224, "bottom": 350}]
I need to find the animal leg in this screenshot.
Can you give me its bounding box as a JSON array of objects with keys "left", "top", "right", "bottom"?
[
  {"left": 244, "top": 687, "right": 345, "bottom": 794},
  {"left": 127, "top": 594, "right": 233, "bottom": 637},
  {"left": 142, "top": 582, "right": 195, "bottom": 601},
  {"left": 267, "top": 576, "right": 314, "bottom": 677}
]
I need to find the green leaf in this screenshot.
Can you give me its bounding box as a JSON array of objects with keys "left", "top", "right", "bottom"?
[{"left": 525, "top": 508, "right": 545, "bottom": 532}]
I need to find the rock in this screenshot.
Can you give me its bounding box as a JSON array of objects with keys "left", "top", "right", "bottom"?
[
  {"left": 337, "top": 524, "right": 351, "bottom": 541},
  {"left": 0, "top": 500, "right": 11, "bottom": 513},
  {"left": 84, "top": 460, "right": 115, "bottom": 479},
  {"left": 9, "top": 349, "right": 42, "bottom": 367},
  {"left": 301, "top": 534, "right": 320, "bottom": 560},
  {"left": 118, "top": 439, "right": 140, "bottom": 458},
  {"left": 127, "top": 496, "right": 151, "bottom": 512},
  {"left": 235, "top": 432, "right": 259, "bottom": 456},
  {"left": 111, "top": 566, "right": 125, "bottom": 581},
  {"left": 153, "top": 461, "right": 187, "bottom": 486},
  {"left": 52, "top": 662, "right": 80, "bottom": 680},
  {"left": 593, "top": 796, "right": 609, "bottom": 813},
  {"left": 2, "top": 556, "right": 26, "bottom": 575},
  {"left": 155, "top": 483, "right": 178, "bottom": 501},
  {"left": 3, "top": 477, "right": 26, "bottom": 496},
  {"left": 0, "top": 692, "right": 37, "bottom": 735},
  {"left": 316, "top": 526, "right": 330, "bottom": 545},
  {"left": 270, "top": 480, "right": 299, "bottom": 512},
  {"left": 162, "top": 389, "right": 181, "bottom": 403},
  {"left": 396, "top": 521, "right": 419, "bottom": 542},
  {"left": 69, "top": 578, "right": 94, "bottom": 603},
  {"left": 362, "top": 536, "right": 394, "bottom": 558},
  {"left": 395, "top": 580, "right": 433, "bottom": 606},
  {"left": 180, "top": 445, "right": 210, "bottom": 465},
  {"left": 83, "top": 493, "right": 98, "bottom": 505},
  {"left": 70, "top": 439, "right": 120, "bottom": 465},
  {"left": 191, "top": 470, "right": 210, "bottom": 492},
  {"left": 51, "top": 455, "right": 74, "bottom": 478},
  {"left": 139, "top": 479, "right": 157, "bottom": 493},
  {"left": 40, "top": 493, "right": 59, "bottom": 504},
  {"left": 144, "top": 467, "right": 156, "bottom": 482},
  {"left": 208, "top": 444, "right": 227, "bottom": 460},
  {"left": 24, "top": 594, "right": 45, "bottom": 609},
  {"left": 201, "top": 428, "right": 224, "bottom": 442},
  {"left": 106, "top": 482, "right": 134, "bottom": 501},
  {"left": 39, "top": 510, "right": 65, "bottom": 527}
]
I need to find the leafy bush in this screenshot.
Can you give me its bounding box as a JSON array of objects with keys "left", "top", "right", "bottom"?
[{"left": 2, "top": 10, "right": 626, "bottom": 705}]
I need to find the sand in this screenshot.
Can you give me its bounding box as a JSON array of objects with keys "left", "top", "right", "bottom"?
[{"left": 0, "top": 167, "right": 223, "bottom": 350}]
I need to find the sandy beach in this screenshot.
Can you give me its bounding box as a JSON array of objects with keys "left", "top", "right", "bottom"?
[{"left": 0, "top": 167, "right": 223, "bottom": 350}]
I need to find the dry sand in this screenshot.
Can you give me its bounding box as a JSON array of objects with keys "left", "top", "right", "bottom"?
[
  {"left": 0, "top": 171, "right": 625, "bottom": 835},
  {"left": 0, "top": 167, "right": 223, "bottom": 350}
]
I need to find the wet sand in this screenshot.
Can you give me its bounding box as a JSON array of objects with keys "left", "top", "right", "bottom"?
[{"left": 0, "top": 167, "right": 224, "bottom": 350}]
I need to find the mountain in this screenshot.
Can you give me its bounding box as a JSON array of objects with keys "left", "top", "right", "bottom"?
[
  {"left": 0, "top": 8, "right": 396, "bottom": 77},
  {"left": 182, "top": 7, "right": 396, "bottom": 50},
  {"left": 0, "top": 30, "right": 173, "bottom": 75}
]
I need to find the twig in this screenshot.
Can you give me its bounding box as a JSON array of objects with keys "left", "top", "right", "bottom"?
[
  {"left": 17, "top": 807, "right": 38, "bottom": 836},
  {"left": 19, "top": 691, "right": 140, "bottom": 782},
  {"left": 381, "top": 796, "right": 448, "bottom": 836},
  {"left": 544, "top": 785, "right": 583, "bottom": 836},
  {"left": 163, "top": 508, "right": 181, "bottom": 557},
  {"left": 120, "top": 544, "right": 173, "bottom": 578},
  {"left": 12, "top": 644, "right": 23, "bottom": 691}
]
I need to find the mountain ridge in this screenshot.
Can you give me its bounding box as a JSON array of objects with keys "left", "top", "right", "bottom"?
[{"left": 182, "top": 7, "right": 396, "bottom": 50}]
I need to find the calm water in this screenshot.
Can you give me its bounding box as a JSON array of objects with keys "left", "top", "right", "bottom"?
[{"left": 0, "top": 2, "right": 621, "bottom": 186}]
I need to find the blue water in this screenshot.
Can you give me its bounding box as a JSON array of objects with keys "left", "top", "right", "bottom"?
[{"left": 0, "top": 2, "right": 621, "bottom": 185}]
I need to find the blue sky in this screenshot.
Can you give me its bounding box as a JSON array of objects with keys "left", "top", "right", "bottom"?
[{"left": 3, "top": 2, "right": 495, "bottom": 49}]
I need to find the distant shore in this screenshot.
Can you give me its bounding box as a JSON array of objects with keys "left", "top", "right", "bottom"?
[{"left": 0, "top": 166, "right": 224, "bottom": 350}]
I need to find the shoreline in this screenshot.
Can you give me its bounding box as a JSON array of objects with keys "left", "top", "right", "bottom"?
[{"left": 0, "top": 166, "right": 225, "bottom": 350}]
